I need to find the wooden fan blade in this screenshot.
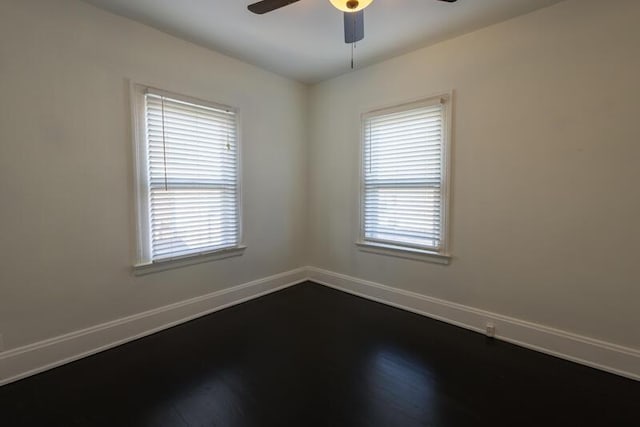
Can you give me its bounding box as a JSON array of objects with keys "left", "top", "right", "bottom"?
[
  {"left": 247, "top": 0, "right": 300, "bottom": 15},
  {"left": 344, "top": 10, "right": 364, "bottom": 44}
]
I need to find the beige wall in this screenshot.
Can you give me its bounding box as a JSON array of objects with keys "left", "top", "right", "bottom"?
[
  {"left": 0, "top": 0, "right": 308, "bottom": 349},
  {"left": 308, "top": 0, "right": 640, "bottom": 349},
  {"left": 1, "top": 0, "right": 638, "bottom": 360}
]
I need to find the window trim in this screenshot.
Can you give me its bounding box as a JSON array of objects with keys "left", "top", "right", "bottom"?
[
  {"left": 356, "top": 93, "right": 453, "bottom": 264},
  {"left": 130, "top": 82, "right": 244, "bottom": 274}
]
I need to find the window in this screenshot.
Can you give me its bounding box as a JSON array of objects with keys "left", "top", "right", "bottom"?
[
  {"left": 358, "top": 95, "right": 451, "bottom": 263},
  {"left": 132, "top": 85, "right": 243, "bottom": 272}
]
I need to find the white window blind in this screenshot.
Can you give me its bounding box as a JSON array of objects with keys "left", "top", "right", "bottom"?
[
  {"left": 143, "top": 91, "right": 239, "bottom": 262},
  {"left": 362, "top": 98, "right": 448, "bottom": 253}
]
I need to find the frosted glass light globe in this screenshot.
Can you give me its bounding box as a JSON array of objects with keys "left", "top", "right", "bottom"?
[{"left": 329, "top": 0, "right": 374, "bottom": 13}]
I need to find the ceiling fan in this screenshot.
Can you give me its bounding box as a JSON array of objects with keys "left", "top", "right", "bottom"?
[{"left": 247, "top": 0, "right": 458, "bottom": 44}]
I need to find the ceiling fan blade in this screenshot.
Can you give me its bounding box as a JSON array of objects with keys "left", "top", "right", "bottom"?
[
  {"left": 436, "top": 0, "right": 458, "bottom": 2},
  {"left": 344, "top": 10, "right": 364, "bottom": 44},
  {"left": 247, "top": 0, "right": 300, "bottom": 15}
]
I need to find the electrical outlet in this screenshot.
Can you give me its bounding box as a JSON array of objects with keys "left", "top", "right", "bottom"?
[{"left": 485, "top": 322, "right": 496, "bottom": 338}]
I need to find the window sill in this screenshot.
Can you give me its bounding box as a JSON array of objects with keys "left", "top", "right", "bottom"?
[
  {"left": 133, "top": 246, "right": 246, "bottom": 276},
  {"left": 355, "top": 241, "right": 451, "bottom": 265}
]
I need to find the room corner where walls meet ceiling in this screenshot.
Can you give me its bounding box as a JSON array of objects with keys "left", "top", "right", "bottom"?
[{"left": 80, "top": 0, "right": 566, "bottom": 83}]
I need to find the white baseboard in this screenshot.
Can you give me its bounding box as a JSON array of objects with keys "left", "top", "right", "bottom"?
[
  {"left": 0, "top": 268, "right": 307, "bottom": 386},
  {"left": 2, "top": 266, "right": 638, "bottom": 386},
  {"left": 306, "top": 266, "right": 640, "bottom": 381}
]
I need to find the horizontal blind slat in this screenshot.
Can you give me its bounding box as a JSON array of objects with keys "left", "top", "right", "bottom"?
[
  {"left": 153, "top": 235, "right": 238, "bottom": 252},
  {"left": 146, "top": 93, "right": 234, "bottom": 115},
  {"left": 149, "top": 179, "right": 236, "bottom": 186}
]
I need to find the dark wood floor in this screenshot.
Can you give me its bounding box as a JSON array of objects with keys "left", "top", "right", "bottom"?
[{"left": 1, "top": 282, "right": 638, "bottom": 426}]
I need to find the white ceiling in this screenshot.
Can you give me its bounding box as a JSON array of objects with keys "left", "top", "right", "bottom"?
[{"left": 81, "top": 0, "right": 564, "bottom": 83}]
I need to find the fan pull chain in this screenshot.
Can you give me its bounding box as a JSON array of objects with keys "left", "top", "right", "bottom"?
[
  {"left": 351, "top": 43, "right": 354, "bottom": 69},
  {"left": 350, "top": 13, "right": 357, "bottom": 70},
  {"left": 351, "top": 41, "right": 357, "bottom": 69}
]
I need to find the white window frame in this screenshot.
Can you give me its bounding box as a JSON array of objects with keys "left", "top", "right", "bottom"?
[
  {"left": 357, "top": 93, "right": 453, "bottom": 265},
  {"left": 130, "top": 83, "right": 245, "bottom": 275}
]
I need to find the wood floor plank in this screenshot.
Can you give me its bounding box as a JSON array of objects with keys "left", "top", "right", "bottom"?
[{"left": 1, "top": 282, "right": 638, "bottom": 426}]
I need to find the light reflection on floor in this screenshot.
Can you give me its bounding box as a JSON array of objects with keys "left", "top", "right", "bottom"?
[
  {"left": 146, "top": 367, "right": 247, "bottom": 427},
  {"left": 364, "top": 346, "right": 436, "bottom": 425}
]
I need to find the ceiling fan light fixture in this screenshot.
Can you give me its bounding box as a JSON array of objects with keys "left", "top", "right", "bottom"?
[{"left": 329, "top": 0, "right": 373, "bottom": 13}]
